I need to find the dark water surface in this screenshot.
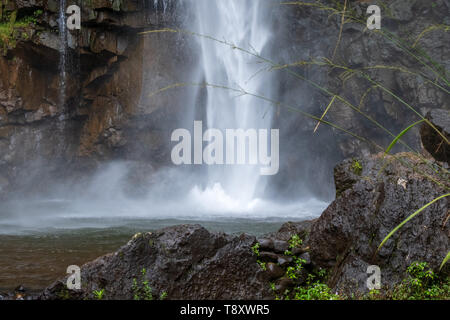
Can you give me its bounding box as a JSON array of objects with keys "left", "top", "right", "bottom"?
[{"left": 0, "top": 218, "right": 285, "bottom": 291}]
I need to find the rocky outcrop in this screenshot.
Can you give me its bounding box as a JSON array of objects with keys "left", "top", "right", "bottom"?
[
  {"left": 40, "top": 224, "right": 273, "bottom": 300},
  {"left": 420, "top": 109, "right": 449, "bottom": 164},
  {"left": 0, "top": 0, "right": 192, "bottom": 197},
  {"left": 309, "top": 152, "right": 449, "bottom": 295}
]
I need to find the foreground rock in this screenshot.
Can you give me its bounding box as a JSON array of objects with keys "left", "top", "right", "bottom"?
[
  {"left": 40, "top": 224, "right": 273, "bottom": 300},
  {"left": 420, "top": 109, "right": 450, "bottom": 164},
  {"left": 309, "top": 152, "right": 449, "bottom": 295}
]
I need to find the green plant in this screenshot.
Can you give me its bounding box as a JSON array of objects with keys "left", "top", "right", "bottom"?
[
  {"left": 351, "top": 159, "right": 363, "bottom": 175},
  {"left": 293, "top": 282, "right": 340, "bottom": 300},
  {"left": 131, "top": 268, "right": 168, "bottom": 300},
  {"left": 56, "top": 288, "right": 71, "bottom": 300},
  {"left": 286, "top": 257, "right": 306, "bottom": 280},
  {"left": 251, "top": 242, "right": 260, "bottom": 256},
  {"left": 288, "top": 234, "right": 302, "bottom": 249},
  {"left": 33, "top": 9, "right": 43, "bottom": 19},
  {"left": 132, "top": 268, "right": 154, "bottom": 300},
  {"left": 291, "top": 268, "right": 340, "bottom": 300},
  {"left": 440, "top": 252, "right": 450, "bottom": 271},
  {"left": 257, "top": 260, "right": 266, "bottom": 271},
  {"left": 0, "top": 8, "right": 42, "bottom": 53},
  {"left": 391, "top": 262, "right": 450, "bottom": 300},
  {"left": 93, "top": 289, "right": 105, "bottom": 300},
  {"left": 270, "top": 282, "right": 276, "bottom": 291},
  {"left": 159, "top": 291, "right": 168, "bottom": 300}
]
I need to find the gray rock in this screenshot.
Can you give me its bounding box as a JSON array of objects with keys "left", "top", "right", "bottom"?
[
  {"left": 259, "top": 251, "right": 279, "bottom": 263},
  {"left": 277, "top": 255, "right": 293, "bottom": 267},
  {"left": 257, "top": 238, "right": 274, "bottom": 251},
  {"left": 308, "top": 152, "right": 450, "bottom": 295},
  {"left": 265, "top": 263, "right": 285, "bottom": 281},
  {"left": 273, "top": 240, "right": 289, "bottom": 253},
  {"left": 274, "top": 277, "right": 294, "bottom": 293},
  {"left": 299, "top": 252, "right": 311, "bottom": 266},
  {"left": 420, "top": 109, "right": 450, "bottom": 163},
  {"left": 40, "top": 225, "right": 273, "bottom": 300}
]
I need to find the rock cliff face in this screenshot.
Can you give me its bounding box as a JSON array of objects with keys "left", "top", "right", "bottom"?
[
  {"left": 270, "top": 0, "right": 450, "bottom": 198},
  {"left": 0, "top": 0, "right": 192, "bottom": 196}
]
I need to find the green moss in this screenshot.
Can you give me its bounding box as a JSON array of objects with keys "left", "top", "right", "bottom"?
[
  {"left": 351, "top": 159, "right": 363, "bottom": 175},
  {"left": 251, "top": 242, "right": 260, "bottom": 256},
  {"left": 257, "top": 260, "right": 266, "bottom": 271},
  {"left": 0, "top": 9, "right": 41, "bottom": 54},
  {"left": 56, "top": 288, "right": 71, "bottom": 300}
]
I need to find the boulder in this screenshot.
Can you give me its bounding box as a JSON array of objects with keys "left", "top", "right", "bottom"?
[
  {"left": 40, "top": 224, "right": 272, "bottom": 300},
  {"left": 308, "top": 152, "right": 449, "bottom": 295},
  {"left": 420, "top": 109, "right": 450, "bottom": 164}
]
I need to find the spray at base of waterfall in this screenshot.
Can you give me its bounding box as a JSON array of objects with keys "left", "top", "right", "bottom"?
[{"left": 0, "top": 163, "right": 329, "bottom": 234}]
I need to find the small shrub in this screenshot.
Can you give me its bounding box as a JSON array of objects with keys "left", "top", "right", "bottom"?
[
  {"left": 351, "top": 159, "right": 363, "bottom": 175},
  {"left": 288, "top": 234, "right": 302, "bottom": 249},
  {"left": 391, "top": 261, "right": 450, "bottom": 300},
  {"left": 286, "top": 257, "right": 306, "bottom": 281},
  {"left": 131, "top": 268, "right": 168, "bottom": 300},
  {"left": 257, "top": 260, "right": 266, "bottom": 271},
  {"left": 251, "top": 242, "right": 260, "bottom": 256},
  {"left": 93, "top": 289, "right": 105, "bottom": 300}
]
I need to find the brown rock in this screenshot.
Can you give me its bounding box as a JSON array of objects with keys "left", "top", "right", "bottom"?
[{"left": 265, "top": 263, "right": 285, "bottom": 280}]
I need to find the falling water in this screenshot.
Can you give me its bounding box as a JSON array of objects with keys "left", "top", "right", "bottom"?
[
  {"left": 0, "top": 0, "right": 330, "bottom": 237},
  {"left": 153, "top": 0, "right": 172, "bottom": 14},
  {"left": 190, "top": 0, "right": 275, "bottom": 206},
  {"left": 58, "top": 0, "right": 67, "bottom": 109}
]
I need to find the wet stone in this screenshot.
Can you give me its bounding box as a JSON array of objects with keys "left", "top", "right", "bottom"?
[
  {"left": 259, "top": 251, "right": 279, "bottom": 262},
  {"left": 15, "top": 285, "right": 26, "bottom": 293},
  {"left": 291, "top": 247, "right": 306, "bottom": 256},
  {"left": 273, "top": 240, "right": 289, "bottom": 253},
  {"left": 275, "top": 277, "right": 294, "bottom": 293},
  {"left": 277, "top": 255, "right": 292, "bottom": 267},
  {"left": 265, "top": 262, "right": 285, "bottom": 280},
  {"left": 258, "top": 238, "right": 274, "bottom": 251},
  {"left": 299, "top": 252, "right": 311, "bottom": 265}
]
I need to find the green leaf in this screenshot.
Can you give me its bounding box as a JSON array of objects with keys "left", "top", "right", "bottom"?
[
  {"left": 440, "top": 251, "right": 450, "bottom": 271},
  {"left": 314, "top": 95, "right": 336, "bottom": 133},
  {"left": 377, "top": 193, "right": 450, "bottom": 253},
  {"left": 385, "top": 120, "right": 425, "bottom": 155}
]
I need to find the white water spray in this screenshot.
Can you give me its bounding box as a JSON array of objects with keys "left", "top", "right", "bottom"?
[
  {"left": 0, "top": 1, "right": 330, "bottom": 235},
  {"left": 190, "top": 0, "right": 275, "bottom": 206}
]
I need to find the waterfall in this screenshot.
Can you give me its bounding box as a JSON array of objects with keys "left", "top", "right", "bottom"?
[
  {"left": 58, "top": 0, "right": 67, "bottom": 110},
  {"left": 190, "top": 0, "right": 274, "bottom": 206},
  {"left": 153, "top": 0, "right": 172, "bottom": 14}
]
